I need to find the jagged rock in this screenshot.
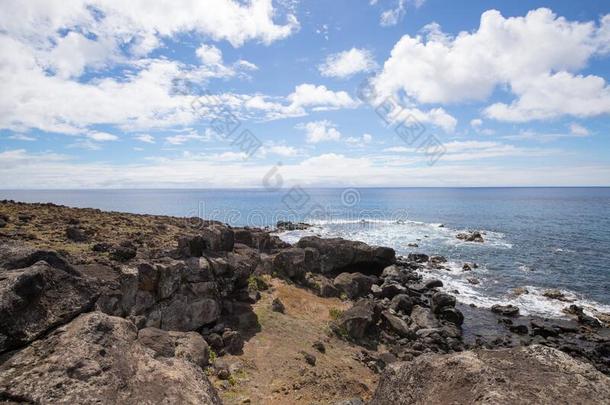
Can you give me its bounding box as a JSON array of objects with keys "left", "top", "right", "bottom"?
[
  {"left": 201, "top": 224, "right": 234, "bottom": 252},
  {"left": 456, "top": 231, "right": 484, "bottom": 243},
  {"left": 0, "top": 260, "right": 98, "bottom": 353},
  {"left": 305, "top": 273, "right": 339, "bottom": 297},
  {"left": 271, "top": 297, "right": 285, "bottom": 313},
  {"left": 542, "top": 289, "right": 573, "bottom": 302},
  {"left": 312, "top": 341, "right": 326, "bottom": 353},
  {"left": 335, "top": 299, "right": 380, "bottom": 340},
  {"left": 565, "top": 305, "right": 601, "bottom": 328},
  {"left": 375, "top": 281, "right": 408, "bottom": 299},
  {"left": 429, "top": 256, "right": 447, "bottom": 264},
  {"left": 466, "top": 277, "right": 480, "bottom": 284},
  {"left": 205, "top": 333, "right": 223, "bottom": 351},
  {"left": 222, "top": 329, "right": 244, "bottom": 355},
  {"left": 273, "top": 247, "right": 320, "bottom": 280},
  {"left": 296, "top": 236, "right": 395, "bottom": 274},
  {"left": 372, "top": 345, "right": 610, "bottom": 404},
  {"left": 491, "top": 304, "right": 520, "bottom": 317},
  {"left": 177, "top": 235, "right": 207, "bottom": 257},
  {"left": 407, "top": 253, "right": 429, "bottom": 263},
  {"left": 276, "top": 221, "right": 311, "bottom": 231},
  {"left": 389, "top": 294, "right": 414, "bottom": 315},
  {"left": 302, "top": 351, "right": 316, "bottom": 366},
  {"left": 0, "top": 312, "right": 221, "bottom": 404},
  {"left": 138, "top": 327, "right": 210, "bottom": 368},
  {"left": 333, "top": 272, "right": 377, "bottom": 299},
  {"left": 381, "top": 311, "right": 414, "bottom": 338},
  {"left": 410, "top": 305, "right": 440, "bottom": 330},
  {"left": 92, "top": 242, "right": 112, "bottom": 252}
]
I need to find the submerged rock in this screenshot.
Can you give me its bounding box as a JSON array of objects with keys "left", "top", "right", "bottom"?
[
  {"left": 456, "top": 231, "right": 484, "bottom": 243},
  {"left": 372, "top": 345, "right": 610, "bottom": 404},
  {"left": 491, "top": 304, "right": 520, "bottom": 317}
]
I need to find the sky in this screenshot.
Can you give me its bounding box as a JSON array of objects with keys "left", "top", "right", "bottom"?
[{"left": 1, "top": 0, "right": 610, "bottom": 188}]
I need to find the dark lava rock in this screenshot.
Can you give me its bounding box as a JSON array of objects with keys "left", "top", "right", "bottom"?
[
  {"left": 0, "top": 260, "right": 98, "bottom": 352},
  {"left": 333, "top": 272, "right": 377, "bottom": 299},
  {"left": 424, "top": 279, "right": 443, "bottom": 289},
  {"left": 271, "top": 297, "right": 285, "bottom": 313},
  {"left": 110, "top": 245, "right": 137, "bottom": 262},
  {"left": 566, "top": 305, "right": 602, "bottom": 328},
  {"left": 438, "top": 307, "right": 464, "bottom": 326},
  {"left": 201, "top": 224, "right": 234, "bottom": 252},
  {"left": 335, "top": 299, "right": 379, "bottom": 340},
  {"left": 222, "top": 330, "right": 244, "bottom": 355},
  {"left": 381, "top": 311, "right": 414, "bottom": 338},
  {"left": 276, "top": 221, "right": 310, "bottom": 231},
  {"left": 92, "top": 242, "right": 112, "bottom": 252},
  {"left": 137, "top": 327, "right": 210, "bottom": 368},
  {"left": 456, "top": 231, "right": 484, "bottom": 243},
  {"left": 389, "top": 294, "right": 414, "bottom": 315},
  {"left": 430, "top": 292, "right": 456, "bottom": 314},
  {"left": 407, "top": 253, "right": 429, "bottom": 263},
  {"left": 66, "top": 226, "right": 88, "bottom": 242},
  {"left": 205, "top": 333, "right": 224, "bottom": 351},
  {"left": 302, "top": 351, "right": 317, "bottom": 366},
  {"left": 177, "top": 235, "right": 207, "bottom": 257},
  {"left": 273, "top": 247, "right": 320, "bottom": 280},
  {"left": 491, "top": 304, "right": 520, "bottom": 317},
  {"left": 509, "top": 324, "right": 529, "bottom": 334}
]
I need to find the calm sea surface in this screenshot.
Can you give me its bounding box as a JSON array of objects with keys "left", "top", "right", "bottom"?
[{"left": 2, "top": 187, "right": 609, "bottom": 318}]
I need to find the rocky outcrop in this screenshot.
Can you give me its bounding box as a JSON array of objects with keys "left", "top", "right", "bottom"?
[
  {"left": 333, "top": 272, "right": 377, "bottom": 299},
  {"left": 296, "top": 236, "right": 395, "bottom": 275},
  {"left": 0, "top": 312, "right": 221, "bottom": 404},
  {"left": 456, "top": 230, "right": 484, "bottom": 243},
  {"left": 371, "top": 345, "right": 610, "bottom": 404},
  {"left": 0, "top": 260, "right": 98, "bottom": 353}
]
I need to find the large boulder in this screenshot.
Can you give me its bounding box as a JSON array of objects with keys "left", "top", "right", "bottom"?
[
  {"left": 201, "top": 224, "right": 234, "bottom": 252},
  {"left": 0, "top": 312, "right": 221, "bottom": 404},
  {"left": 0, "top": 260, "right": 98, "bottom": 353},
  {"left": 335, "top": 299, "right": 380, "bottom": 340},
  {"left": 272, "top": 247, "right": 320, "bottom": 280},
  {"left": 138, "top": 327, "right": 210, "bottom": 368},
  {"left": 371, "top": 345, "right": 610, "bottom": 404},
  {"left": 296, "top": 236, "right": 395, "bottom": 275},
  {"left": 333, "top": 272, "right": 377, "bottom": 299}
]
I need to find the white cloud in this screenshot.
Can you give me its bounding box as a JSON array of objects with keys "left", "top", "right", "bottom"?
[
  {"left": 470, "top": 119, "right": 483, "bottom": 129},
  {"left": 297, "top": 120, "right": 342, "bottom": 143},
  {"left": 8, "top": 134, "right": 36, "bottom": 141},
  {"left": 570, "top": 123, "right": 590, "bottom": 137},
  {"left": 135, "top": 134, "right": 156, "bottom": 143},
  {"left": 288, "top": 84, "right": 359, "bottom": 110},
  {"left": 378, "top": 0, "right": 425, "bottom": 27},
  {"left": 196, "top": 44, "right": 223, "bottom": 65},
  {"left": 374, "top": 8, "right": 610, "bottom": 121},
  {"left": 345, "top": 133, "right": 373, "bottom": 147},
  {"left": 319, "top": 48, "right": 377, "bottom": 78},
  {"left": 87, "top": 131, "right": 118, "bottom": 142},
  {"left": 165, "top": 131, "right": 212, "bottom": 145},
  {"left": 267, "top": 145, "right": 298, "bottom": 157}
]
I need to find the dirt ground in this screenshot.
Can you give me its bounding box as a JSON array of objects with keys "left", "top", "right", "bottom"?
[{"left": 214, "top": 279, "right": 379, "bottom": 404}]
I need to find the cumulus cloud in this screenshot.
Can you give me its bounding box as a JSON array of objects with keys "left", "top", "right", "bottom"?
[
  {"left": 570, "top": 123, "right": 590, "bottom": 137},
  {"left": 135, "top": 134, "right": 155, "bottom": 143},
  {"left": 378, "top": 0, "right": 425, "bottom": 27},
  {"left": 374, "top": 8, "right": 610, "bottom": 121},
  {"left": 297, "top": 120, "right": 342, "bottom": 143},
  {"left": 345, "top": 133, "right": 373, "bottom": 147},
  {"left": 319, "top": 48, "right": 377, "bottom": 78}
]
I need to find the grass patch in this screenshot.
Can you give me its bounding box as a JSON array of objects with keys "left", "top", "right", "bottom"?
[
  {"left": 248, "top": 275, "right": 269, "bottom": 291},
  {"left": 328, "top": 307, "right": 343, "bottom": 320}
]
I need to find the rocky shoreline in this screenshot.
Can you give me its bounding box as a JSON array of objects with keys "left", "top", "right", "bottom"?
[{"left": 0, "top": 200, "right": 609, "bottom": 404}]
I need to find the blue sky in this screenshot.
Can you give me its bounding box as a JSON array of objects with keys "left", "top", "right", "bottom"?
[{"left": 1, "top": 0, "right": 610, "bottom": 187}]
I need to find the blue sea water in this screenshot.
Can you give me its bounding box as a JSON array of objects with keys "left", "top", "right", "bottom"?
[{"left": 2, "top": 187, "right": 609, "bottom": 318}]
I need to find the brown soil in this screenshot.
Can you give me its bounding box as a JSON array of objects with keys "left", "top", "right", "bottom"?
[{"left": 214, "top": 279, "right": 379, "bottom": 404}]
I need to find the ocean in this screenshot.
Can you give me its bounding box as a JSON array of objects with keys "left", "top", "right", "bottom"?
[{"left": 2, "top": 187, "right": 609, "bottom": 319}]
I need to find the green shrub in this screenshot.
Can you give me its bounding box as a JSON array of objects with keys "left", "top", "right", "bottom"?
[
  {"left": 248, "top": 275, "right": 269, "bottom": 291},
  {"left": 329, "top": 307, "right": 343, "bottom": 320}
]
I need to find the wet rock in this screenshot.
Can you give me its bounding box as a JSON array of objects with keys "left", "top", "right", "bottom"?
[
  {"left": 66, "top": 226, "right": 88, "bottom": 242},
  {"left": 491, "top": 304, "right": 520, "bottom": 317},
  {"left": 512, "top": 287, "right": 529, "bottom": 296},
  {"left": 467, "top": 277, "right": 480, "bottom": 285},
  {"left": 0, "top": 312, "right": 221, "bottom": 404},
  {"left": 333, "top": 272, "right": 377, "bottom": 299},
  {"left": 456, "top": 231, "right": 484, "bottom": 243},
  {"left": 276, "top": 221, "right": 311, "bottom": 231},
  {"left": 429, "top": 255, "right": 447, "bottom": 264},
  {"left": 424, "top": 278, "right": 443, "bottom": 289},
  {"left": 430, "top": 292, "right": 456, "bottom": 314},
  {"left": 566, "top": 305, "right": 602, "bottom": 328},
  {"left": 542, "top": 289, "right": 573, "bottom": 302},
  {"left": 462, "top": 263, "right": 472, "bottom": 271},
  {"left": 438, "top": 307, "right": 464, "bottom": 326},
  {"left": 0, "top": 260, "right": 98, "bottom": 353},
  {"left": 407, "top": 243, "right": 418, "bottom": 247},
  {"left": 509, "top": 324, "right": 529, "bottom": 334},
  {"left": 371, "top": 345, "right": 610, "bottom": 404},
  {"left": 271, "top": 297, "right": 285, "bottom": 313},
  {"left": 335, "top": 299, "right": 379, "bottom": 340},
  {"left": 407, "top": 253, "right": 429, "bottom": 263}
]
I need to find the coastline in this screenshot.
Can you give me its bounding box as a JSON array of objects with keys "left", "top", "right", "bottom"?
[{"left": 0, "top": 200, "right": 609, "bottom": 403}]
